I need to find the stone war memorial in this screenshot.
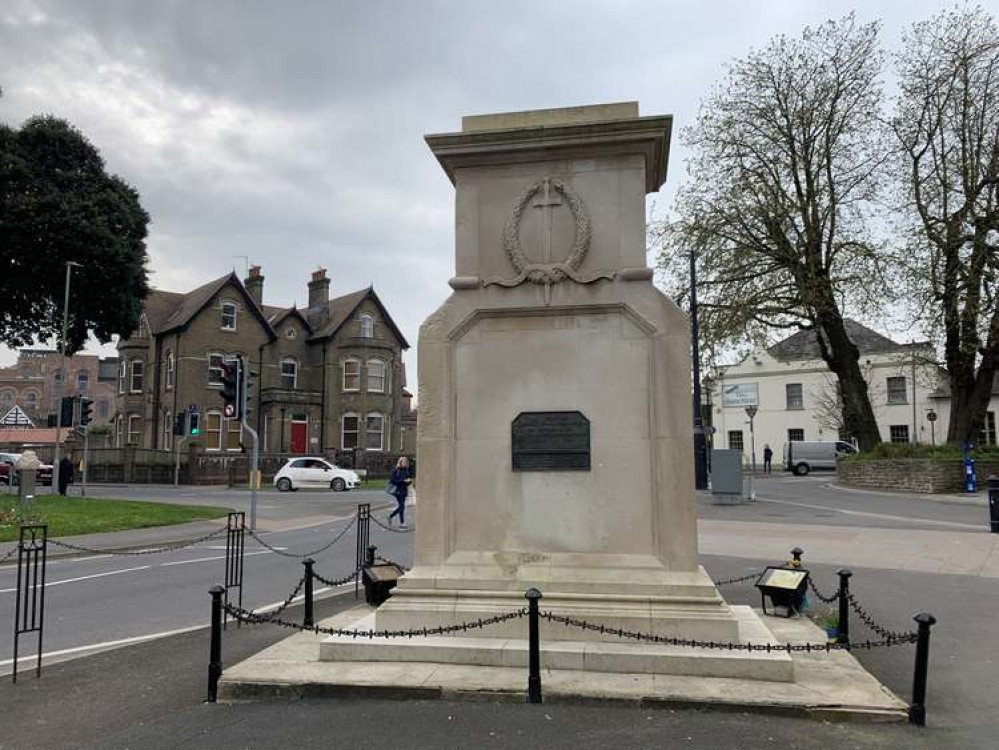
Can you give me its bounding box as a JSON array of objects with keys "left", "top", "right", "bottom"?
[{"left": 222, "top": 103, "right": 906, "bottom": 716}]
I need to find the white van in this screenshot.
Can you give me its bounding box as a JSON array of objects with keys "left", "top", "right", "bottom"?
[{"left": 783, "top": 441, "right": 857, "bottom": 475}]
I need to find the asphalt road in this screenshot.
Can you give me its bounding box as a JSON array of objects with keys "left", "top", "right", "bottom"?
[{"left": 0, "top": 488, "right": 407, "bottom": 677}]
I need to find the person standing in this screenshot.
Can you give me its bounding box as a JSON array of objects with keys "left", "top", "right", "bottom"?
[
  {"left": 762, "top": 444, "right": 773, "bottom": 475},
  {"left": 387, "top": 456, "right": 412, "bottom": 526},
  {"left": 58, "top": 454, "right": 75, "bottom": 495}
]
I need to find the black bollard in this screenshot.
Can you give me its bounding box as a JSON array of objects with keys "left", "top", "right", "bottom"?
[
  {"left": 790, "top": 547, "right": 804, "bottom": 566},
  {"left": 988, "top": 476, "right": 998, "bottom": 534},
  {"left": 526, "top": 588, "right": 542, "bottom": 704},
  {"left": 366, "top": 544, "right": 377, "bottom": 567},
  {"left": 837, "top": 569, "right": 852, "bottom": 646},
  {"left": 302, "top": 559, "right": 315, "bottom": 628},
  {"left": 909, "top": 612, "right": 937, "bottom": 726},
  {"left": 207, "top": 585, "right": 225, "bottom": 703}
]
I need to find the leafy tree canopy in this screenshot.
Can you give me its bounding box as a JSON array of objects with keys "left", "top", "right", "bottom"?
[{"left": 0, "top": 113, "right": 150, "bottom": 353}]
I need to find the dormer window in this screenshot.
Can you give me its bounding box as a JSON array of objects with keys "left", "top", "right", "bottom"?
[
  {"left": 360, "top": 314, "right": 374, "bottom": 339},
  {"left": 285, "top": 327, "right": 297, "bottom": 340},
  {"left": 221, "top": 301, "right": 237, "bottom": 331}
]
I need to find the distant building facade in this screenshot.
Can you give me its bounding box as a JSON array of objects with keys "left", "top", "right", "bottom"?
[
  {"left": 710, "top": 320, "right": 999, "bottom": 463},
  {"left": 0, "top": 349, "right": 118, "bottom": 428},
  {"left": 113, "top": 267, "right": 414, "bottom": 458}
]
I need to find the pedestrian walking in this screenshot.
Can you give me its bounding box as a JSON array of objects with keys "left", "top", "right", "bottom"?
[
  {"left": 58, "top": 455, "right": 75, "bottom": 495},
  {"left": 387, "top": 456, "right": 412, "bottom": 527},
  {"left": 763, "top": 444, "right": 773, "bottom": 475}
]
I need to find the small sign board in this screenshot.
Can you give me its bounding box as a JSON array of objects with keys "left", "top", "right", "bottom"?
[
  {"left": 512, "top": 411, "right": 590, "bottom": 471},
  {"left": 756, "top": 567, "right": 807, "bottom": 591},
  {"left": 755, "top": 565, "right": 809, "bottom": 618}
]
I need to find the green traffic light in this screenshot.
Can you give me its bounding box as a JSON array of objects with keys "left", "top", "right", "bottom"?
[{"left": 191, "top": 428, "right": 200, "bottom": 435}]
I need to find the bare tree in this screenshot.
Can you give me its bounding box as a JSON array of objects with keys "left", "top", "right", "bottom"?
[
  {"left": 658, "top": 15, "right": 889, "bottom": 451},
  {"left": 893, "top": 4, "right": 999, "bottom": 445}
]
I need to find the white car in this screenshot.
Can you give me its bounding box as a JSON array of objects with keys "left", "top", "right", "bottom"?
[{"left": 273, "top": 457, "right": 360, "bottom": 492}]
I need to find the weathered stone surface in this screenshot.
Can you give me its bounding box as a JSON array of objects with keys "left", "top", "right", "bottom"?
[{"left": 837, "top": 458, "right": 999, "bottom": 494}]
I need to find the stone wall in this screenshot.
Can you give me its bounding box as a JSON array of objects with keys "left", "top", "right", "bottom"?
[{"left": 836, "top": 458, "right": 999, "bottom": 493}]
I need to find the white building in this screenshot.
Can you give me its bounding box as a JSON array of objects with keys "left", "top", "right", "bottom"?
[{"left": 709, "top": 320, "right": 998, "bottom": 464}]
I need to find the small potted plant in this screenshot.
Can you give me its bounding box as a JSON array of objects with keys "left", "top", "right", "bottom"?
[{"left": 814, "top": 610, "right": 839, "bottom": 642}]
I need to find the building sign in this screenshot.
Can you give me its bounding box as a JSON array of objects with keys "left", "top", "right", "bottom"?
[
  {"left": 722, "top": 383, "right": 758, "bottom": 407},
  {"left": 0, "top": 406, "right": 34, "bottom": 427},
  {"left": 512, "top": 411, "right": 590, "bottom": 471}
]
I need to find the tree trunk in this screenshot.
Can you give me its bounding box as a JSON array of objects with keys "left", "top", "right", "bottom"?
[{"left": 946, "top": 363, "right": 996, "bottom": 445}]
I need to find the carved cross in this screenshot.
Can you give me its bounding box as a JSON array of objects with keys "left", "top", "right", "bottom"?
[{"left": 531, "top": 179, "right": 562, "bottom": 264}]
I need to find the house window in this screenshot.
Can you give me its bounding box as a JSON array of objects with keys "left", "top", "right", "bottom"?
[
  {"left": 129, "top": 360, "right": 144, "bottom": 393},
  {"left": 208, "top": 352, "right": 224, "bottom": 386},
  {"left": 205, "top": 412, "right": 223, "bottom": 451},
  {"left": 360, "top": 314, "right": 374, "bottom": 339},
  {"left": 890, "top": 425, "right": 910, "bottom": 443},
  {"left": 115, "top": 415, "right": 123, "bottom": 448},
  {"left": 981, "top": 411, "right": 997, "bottom": 446},
  {"left": 163, "top": 411, "right": 172, "bottom": 451},
  {"left": 367, "top": 359, "right": 385, "bottom": 393},
  {"left": 728, "top": 430, "right": 744, "bottom": 451},
  {"left": 226, "top": 417, "right": 241, "bottom": 451},
  {"left": 285, "top": 327, "right": 297, "bottom": 340},
  {"left": 0, "top": 390, "right": 12, "bottom": 407},
  {"left": 281, "top": 358, "right": 298, "bottom": 389},
  {"left": 342, "top": 414, "right": 359, "bottom": 450},
  {"left": 342, "top": 359, "right": 360, "bottom": 391},
  {"left": 221, "top": 300, "right": 237, "bottom": 331},
  {"left": 98, "top": 399, "right": 109, "bottom": 418},
  {"left": 25, "top": 391, "right": 38, "bottom": 409},
  {"left": 53, "top": 369, "right": 63, "bottom": 385},
  {"left": 785, "top": 383, "right": 803, "bottom": 410},
  {"left": 366, "top": 413, "right": 384, "bottom": 451},
  {"left": 77, "top": 371, "right": 89, "bottom": 393},
  {"left": 166, "top": 351, "right": 174, "bottom": 390},
  {"left": 788, "top": 428, "right": 805, "bottom": 443},
  {"left": 887, "top": 377, "right": 907, "bottom": 405},
  {"left": 127, "top": 414, "right": 141, "bottom": 445},
  {"left": 118, "top": 362, "right": 126, "bottom": 394}
]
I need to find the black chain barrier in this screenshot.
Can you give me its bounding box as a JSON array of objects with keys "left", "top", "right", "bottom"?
[
  {"left": 222, "top": 601, "right": 527, "bottom": 638},
  {"left": 312, "top": 567, "right": 360, "bottom": 588},
  {"left": 847, "top": 594, "right": 915, "bottom": 642},
  {"left": 807, "top": 576, "right": 840, "bottom": 604},
  {"left": 239, "top": 575, "right": 308, "bottom": 623},
  {"left": 247, "top": 517, "right": 355, "bottom": 559},
  {"left": 47, "top": 526, "right": 228, "bottom": 556},
  {"left": 370, "top": 516, "right": 413, "bottom": 534},
  {"left": 712, "top": 571, "right": 762, "bottom": 587},
  {"left": 375, "top": 555, "right": 411, "bottom": 572},
  {"left": 539, "top": 611, "right": 918, "bottom": 652}
]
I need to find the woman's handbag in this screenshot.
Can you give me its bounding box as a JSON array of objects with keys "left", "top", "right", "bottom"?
[{"left": 384, "top": 480, "right": 395, "bottom": 495}]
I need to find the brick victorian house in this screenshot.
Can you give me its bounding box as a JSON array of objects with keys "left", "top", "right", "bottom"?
[{"left": 113, "top": 267, "right": 414, "bottom": 460}]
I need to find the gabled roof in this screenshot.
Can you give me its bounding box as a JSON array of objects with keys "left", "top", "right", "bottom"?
[
  {"left": 767, "top": 320, "right": 911, "bottom": 361},
  {"left": 308, "top": 287, "right": 410, "bottom": 349},
  {"left": 143, "top": 272, "right": 277, "bottom": 340},
  {"left": 267, "top": 306, "right": 312, "bottom": 333}
]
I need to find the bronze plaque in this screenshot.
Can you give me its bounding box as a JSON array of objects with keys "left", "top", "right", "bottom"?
[{"left": 512, "top": 411, "right": 590, "bottom": 471}]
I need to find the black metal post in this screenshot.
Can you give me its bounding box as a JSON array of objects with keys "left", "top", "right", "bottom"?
[
  {"left": 526, "top": 587, "right": 542, "bottom": 704},
  {"left": 909, "top": 612, "right": 937, "bottom": 726},
  {"left": 302, "top": 558, "right": 315, "bottom": 628},
  {"left": 366, "top": 544, "right": 377, "bottom": 567},
  {"left": 837, "top": 568, "right": 852, "bottom": 646},
  {"left": 12, "top": 524, "right": 47, "bottom": 684},
  {"left": 223, "top": 511, "right": 245, "bottom": 630},
  {"left": 207, "top": 585, "right": 225, "bottom": 703},
  {"left": 790, "top": 547, "right": 804, "bottom": 566},
  {"left": 355, "top": 503, "right": 370, "bottom": 599},
  {"left": 690, "top": 247, "right": 708, "bottom": 491},
  {"left": 988, "top": 476, "right": 998, "bottom": 533}
]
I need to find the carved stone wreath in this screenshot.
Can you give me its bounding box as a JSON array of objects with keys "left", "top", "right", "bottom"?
[{"left": 484, "top": 178, "right": 612, "bottom": 288}]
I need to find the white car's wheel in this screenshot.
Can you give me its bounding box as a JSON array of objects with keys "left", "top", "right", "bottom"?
[
  {"left": 331, "top": 477, "right": 346, "bottom": 492},
  {"left": 276, "top": 477, "right": 293, "bottom": 492}
]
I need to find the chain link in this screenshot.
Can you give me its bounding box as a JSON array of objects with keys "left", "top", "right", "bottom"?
[
  {"left": 375, "top": 555, "right": 411, "bottom": 572},
  {"left": 540, "top": 611, "right": 917, "bottom": 652},
  {"left": 247, "top": 517, "right": 355, "bottom": 559},
  {"left": 312, "top": 567, "right": 359, "bottom": 588},
  {"left": 807, "top": 576, "right": 840, "bottom": 604},
  {"left": 370, "top": 516, "right": 413, "bottom": 534},
  {"left": 47, "top": 526, "right": 228, "bottom": 556},
  {"left": 846, "top": 594, "right": 914, "bottom": 642},
  {"left": 712, "top": 571, "right": 762, "bottom": 587},
  {"left": 250, "top": 575, "right": 308, "bottom": 622},
  {"left": 223, "top": 601, "right": 527, "bottom": 638}
]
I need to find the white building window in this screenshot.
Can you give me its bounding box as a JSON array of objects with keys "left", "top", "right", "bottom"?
[
  {"left": 366, "top": 412, "right": 384, "bottom": 451},
  {"left": 366, "top": 359, "right": 386, "bottom": 393},
  {"left": 889, "top": 424, "right": 910, "bottom": 443},
  {"left": 118, "top": 362, "right": 126, "bottom": 394},
  {"left": 982, "top": 411, "right": 997, "bottom": 446},
  {"left": 342, "top": 413, "right": 359, "bottom": 450},
  {"left": 129, "top": 360, "right": 144, "bottom": 393},
  {"left": 342, "top": 359, "right": 360, "bottom": 391},
  {"left": 728, "top": 430, "right": 744, "bottom": 451},
  {"left": 115, "top": 414, "right": 123, "bottom": 447},
  {"left": 0, "top": 390, "right": 13, "bottom": 407},
  {"left": 165, "top": 350, "right": 174, "bottom": 390},
  {"left": 127, "top": 414, "right": 141, "bottom": 445},
  {"left": 226, "top": 417, "right": 241, "bottom": 451},
  {"left": 163, "top": 411, "right": 172, "bottom": 451},
  {"left": 77, "top": 371, "right": 89, "bottom": 393},
  {"left": 221, "top": 300, "right": 237, "bottom": 331},
  {"left": 360, "top": 314, "right": 374, "bottom": 339},
  {"left": 787, "top": 428, "right": 805, "bottom": 443},
  {"left": 205, "top": 412, "right": 223, "bottom": 451},
  {"left": 208, "top": 352, "right": 224, "bottom": 386},
  {"left": 887, "top": 377, "right": 907, "bottom": 405},
  {"left": 785, "top": 383, "right": 803, "bottom": 410},
  {"left": 281, "top": 358, "right": 298, "bottom": 389}
]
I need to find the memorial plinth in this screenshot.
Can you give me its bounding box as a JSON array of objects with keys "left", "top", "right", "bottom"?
[{"left": 321, "top": 102, "right": 786, "bottom": 678}]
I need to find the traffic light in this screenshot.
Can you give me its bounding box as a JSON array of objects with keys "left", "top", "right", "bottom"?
[
  {"left": 220, "top": 358, "right": 242, "bottom": 419},
  {"left": 173, "top": 413, "right": 187, "bottom": 436},
  {"left": 59, "top": 396, "right": 75, "bottom": 427},
  {"left": 79, "top": 397, "right": 93, "bottom": 427},
  {"left": 189, "top": 412, "right": 201, "bottom": 436}
]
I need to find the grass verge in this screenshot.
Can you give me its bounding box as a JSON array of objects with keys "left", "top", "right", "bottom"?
[{"left": 0, "top": 495, "right": 231, "bottom": 543}]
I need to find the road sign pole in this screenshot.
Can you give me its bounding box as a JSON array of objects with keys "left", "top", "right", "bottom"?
[
  {"left": 238, "top": 356, "right": 259, "bottom": 531},
  {"left": 81, "top": 426, "right": 88, "bottom": 497}
]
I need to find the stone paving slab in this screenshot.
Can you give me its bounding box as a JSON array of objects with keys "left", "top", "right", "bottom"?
[{"left": 218, "top": 606, "right": 909, "bottom": 722}]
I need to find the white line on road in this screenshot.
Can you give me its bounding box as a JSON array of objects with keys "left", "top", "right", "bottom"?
[
  {"left": 0, "top": 565, "right": 151, "bottom": 593},
  {"left": 757, "top": 496, "right": 984, "bottom": 530},
  {"left": 159, "top": 550, "right": 274, "bottom": 567}
]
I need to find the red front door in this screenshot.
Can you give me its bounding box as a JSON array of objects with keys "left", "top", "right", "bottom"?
[{"left": 290, "top": 421, "right": 307, "bottom": 453}]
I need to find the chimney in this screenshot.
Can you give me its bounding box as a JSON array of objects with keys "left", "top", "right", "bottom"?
[
  {"left": 308, "top": 268, "right": 330, "bottom": 326},
  {"left": 244, "top": 265, "right": 264, "bottom": 307}
]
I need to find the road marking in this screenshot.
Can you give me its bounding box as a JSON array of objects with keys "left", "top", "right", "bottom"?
[
  {"left": 756, "top": 496, "right": 984, "bottom": 530},
  {"left": 159, "top": 550, "right": 273, "bottom": 567},
  {"left": 0, "top": 565, "right": 150, "bottom": 593}
]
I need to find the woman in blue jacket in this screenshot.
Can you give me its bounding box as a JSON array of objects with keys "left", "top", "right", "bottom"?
[{"left": 387, "top": 456, "right": 412, "bottom": 526}]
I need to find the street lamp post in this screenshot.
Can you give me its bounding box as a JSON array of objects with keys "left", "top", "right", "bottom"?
[
  {"left": 52, "top": 261, "right": 81, "bottom": 493},
  {"left": 745, "top": 405, "right": 758, "bottom": 501},
  {"left": 690, "top": 247, "right": 708, "bottom": 490}
]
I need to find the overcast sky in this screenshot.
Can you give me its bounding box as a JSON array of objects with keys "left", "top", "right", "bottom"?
[{"left": 0, "top": 0, "right": 967, "bottom": 382}]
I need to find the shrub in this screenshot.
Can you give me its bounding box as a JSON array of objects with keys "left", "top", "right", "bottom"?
[{"left": 843, "top": 442, "right": 999, "bottom": 461}]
